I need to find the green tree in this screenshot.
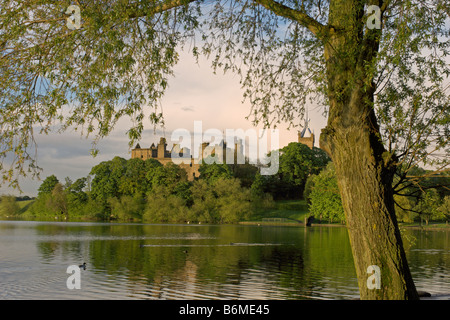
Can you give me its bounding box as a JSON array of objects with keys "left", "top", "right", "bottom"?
[
  {"left": 119, "top": 158, "right": 158, "bottom": 197},
  {"left": 66, "top": 177, "right": 88, "bottom": 215},
  {"left": 393, "top": 192, "right": 417, "bottom": 223},
  {"left": 80, "top": 195, "right": 108, "bottom": 220},
  {"left": 250, "top": 172, "right": 265, "bottom": 198},
  {"left": 308, "top": 163, "right": 345, "bottom": 224},
  {"left": 303, "top": 174, "right": 315, "bottom": 205},
  {"left": 278, "top": 143, "right": 330, "bottom": 198},
  {"left": 230, "top": 162, "right": 259, "bottom": 188},
  {"left": 198, "top": 162, "right": 233, "bottom": 183},
  {"left": 414, "top": 189, "right": 442, "bottom": 226},
  {"left": 0, "top": 195, "right": 20, "bottom": 217},
  {"left": 144, "top": 185, "right": 189, "bottom": 223},
  {"left": 250, "top": 171, "right": 287, "bottom": 200},
  {"left": 173, "top": 181, "right": 193, "bottom": 207},
  {"left": 188, "top": 179, "right": 220, "bottom": 223},
  {"left": 69, "top": 177, "right": 87, "bottom": 194},
  {"left": 147, "top": 161, "right": 187, "bottom": 190},
  {"left": 90, "top": 157, "right": 127, "bottom": 202},
  {"left": 437, "top": 196, "right": 450, "bottom": 223},
  {"left": 47, "top": 182, "right": 68, "bottom": 219},
  {"left": 214, "top": 178, "right": 254, "bottom": 223},
  {"left": 109, "top": 195, "right": 145, "bottom": 221},
  {"left": 279, "top": 143, "right": 329, "bottom": 183},
  {"left": 3, "top": 0, "right": 449, "bottom": 299},
  {"left": 37, "top": 175, "right": 59, "bottom": 197}
]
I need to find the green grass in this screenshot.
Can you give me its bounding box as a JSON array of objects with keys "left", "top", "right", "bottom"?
[
  {"left": 17, "top": 199, "right": 34, "bottom": 214},
  {"left": 399, "top": 221, "right": 449, "bottom": 229},
  {"left": 0, "top": 199, "right": 35, "bottom": 217},
  {"left": 249, "top": 199, "right": 310, "bottom": 223},
  {"left": 18, "top": 199, "right": 34, "bottom": 208}
]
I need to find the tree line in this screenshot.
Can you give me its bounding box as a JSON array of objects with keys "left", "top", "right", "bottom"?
[
  {"left": 305, "top": 163, "right": 450, "bottom": 225},
  {"left": 2, "top": 141, "right": 447, "bottom": 225},
  {"left": 1, "top": 143, "right": 330, "bottom": 223}
]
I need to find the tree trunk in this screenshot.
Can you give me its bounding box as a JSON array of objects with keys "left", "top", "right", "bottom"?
[
  {"left": 319, "top": 66, "right": 419, "bottom": 299},
  {"left": 318, "top": 1, "right": 419, "bottom": 299},
  {"left": 321, "top": 118, "right": 418, "bottom": 299}
]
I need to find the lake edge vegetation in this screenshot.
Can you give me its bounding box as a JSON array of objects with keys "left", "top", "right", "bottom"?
[{"left": 1, "top": 143, "right": 448, "bottom": 227}]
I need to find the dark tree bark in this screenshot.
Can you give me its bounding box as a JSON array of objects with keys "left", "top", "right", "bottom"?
[{"left": 318, "top": 0, "right": 419, "bottom": 300}]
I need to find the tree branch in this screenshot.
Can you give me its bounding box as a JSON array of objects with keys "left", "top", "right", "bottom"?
[
  {"left": 253, "top": 0, "right": 328, "bottom": 40},
  {"left": 126, "top": 0, "right": 197, "bottom": 19}
]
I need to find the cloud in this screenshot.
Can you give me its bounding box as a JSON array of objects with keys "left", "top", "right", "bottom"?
[{"left": 181, "top": 106, "right": 195, "bottom": 112}]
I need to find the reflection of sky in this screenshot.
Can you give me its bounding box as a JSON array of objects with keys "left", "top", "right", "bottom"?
[{"left": 1, "top": 51, "right": 326, "bottom": 197}]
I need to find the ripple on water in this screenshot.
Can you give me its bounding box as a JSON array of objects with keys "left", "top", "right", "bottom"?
[{"left": 0, "top": 222, "right": 448, "bottom": 300}]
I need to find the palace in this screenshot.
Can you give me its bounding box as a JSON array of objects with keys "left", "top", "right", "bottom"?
[
  {"left": 131, "top": 137, "right": 244, "bottom": 181},
  {"left": 298, "top": 126, "right": 315, "bottom": 149},
  {"left": 131, "top": 120, "right": 315, "bottom": 180},
  {"left": 297, "top": 115, "right": 315, "bottom": 149}
]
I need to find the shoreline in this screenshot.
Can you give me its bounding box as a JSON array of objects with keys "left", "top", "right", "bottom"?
[
  {"left": 399, "top": 224, "right": 450, "bottom": 231},
  {"left": 1, "top": 217, "right": 449, "bottom": 230},
  {"left": 240, "top": 221, "right": 450, "bottom": 230},
  {"left": 239, "top": 221, "right": 347, "bottom": 227}
]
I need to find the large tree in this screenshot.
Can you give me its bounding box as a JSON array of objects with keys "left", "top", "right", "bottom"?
[
  {"left": 278, "top": 142, "right": 330, "bottom": 188},
  {"left": 1, "top": 0, "right": 448, "bottom": 299}
]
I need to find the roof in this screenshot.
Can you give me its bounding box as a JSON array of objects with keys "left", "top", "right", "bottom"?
[{"left": 300, "top": 127, "right": 312, "bottom": 138}]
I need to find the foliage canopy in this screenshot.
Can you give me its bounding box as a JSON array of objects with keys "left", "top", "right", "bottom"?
[{"left": 0, "top": 1, "right": 448, "bottom": 190}]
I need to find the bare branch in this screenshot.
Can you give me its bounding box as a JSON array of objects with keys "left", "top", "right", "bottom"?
[{"left": 253, "top": 0, "right": 328, "bottom": 40}]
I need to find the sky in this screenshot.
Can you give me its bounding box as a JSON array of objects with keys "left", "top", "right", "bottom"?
[{"left": 0, "top": 52, "right": 327, "bottom": 197}]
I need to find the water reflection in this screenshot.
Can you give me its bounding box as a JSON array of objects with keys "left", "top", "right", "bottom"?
[{"left": 0, "top": 221, "right": 448, "bottom": 299}]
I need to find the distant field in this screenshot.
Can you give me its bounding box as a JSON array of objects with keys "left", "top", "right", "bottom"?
[{"left": 17, "top": 200, "right": 34, "bottom": 213}]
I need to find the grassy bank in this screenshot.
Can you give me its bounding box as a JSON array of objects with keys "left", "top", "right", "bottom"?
[
  {"left": 3, "top": 197, "right": 312, "bottom": 224},
  {"left": 247, "top": 199, "right": 310, "bottom": 224},
  {"left": 399, "top": 222, "right": 449, "bottom": 230},
  {"left": 18, "top": 200, "right": 34, "bottom": 213},
  {"left": 6, "top": 198, "right": 448, "bottom": 229}
]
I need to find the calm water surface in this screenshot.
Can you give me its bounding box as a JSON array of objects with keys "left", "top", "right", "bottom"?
[{"left": 0, "top": 221, "right": 448, "bottom": 299}]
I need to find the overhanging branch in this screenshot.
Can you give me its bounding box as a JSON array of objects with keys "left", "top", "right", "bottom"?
[
  {"left": 126, "top": 0, "right": 197, "bottom": 19},
  {"left": 253, "top": 0, "right": 328, "bottom": 40}
]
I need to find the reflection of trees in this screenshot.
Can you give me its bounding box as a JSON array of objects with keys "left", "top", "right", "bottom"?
[
  {"left": 33, "top": 223, "right": 366, "bottom": 299},
  {"left": 406, "top": 230, "right": 450, "bottom": 272},
  {"left": 302, "top": 227, "right": 358, "bottom": 298},
  {"left": 35, "top": 223, "right": 93, "bottom": 262},
  {"left": 404, "top": 229, "right": 450, "bottom": 294}
]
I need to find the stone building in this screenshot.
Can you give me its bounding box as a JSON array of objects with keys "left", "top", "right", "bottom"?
[
  {"left": 298, "top": 117, "right": 315, "bottom": 149},
  {"left": 131, "top": 137, "right": 244, "bottom": 181}
]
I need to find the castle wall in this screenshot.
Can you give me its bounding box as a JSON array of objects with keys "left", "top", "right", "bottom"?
[
  {"left": 298, "top": 133, "right": 315, "bottom": 149},
  {"left": 131, "top": 138, "right": 244, "bottom": 181},
  {"left": 131, "top": 143, "right": 200, "bottom": 181}
]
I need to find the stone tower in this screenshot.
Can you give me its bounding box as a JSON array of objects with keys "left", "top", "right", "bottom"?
[{"left": 298, "top": 114, "right": 315, "bottom": 149}]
